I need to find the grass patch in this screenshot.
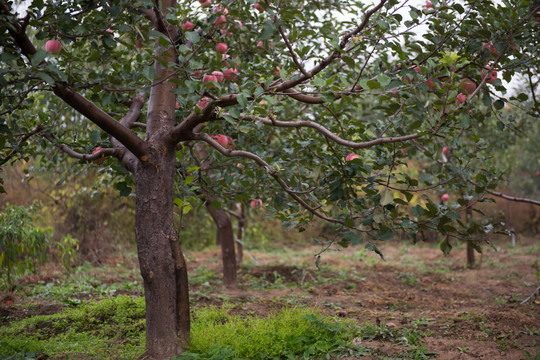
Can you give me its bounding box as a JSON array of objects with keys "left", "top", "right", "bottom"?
[
  {"left": 175, "top": 306, "right": 365, "bottom": 360},
  {"left": 1, "top": 298, "right": 367, "bottom": 360},
  {"left": 0, "top": 295, "right": 145, "bottom": 359}
]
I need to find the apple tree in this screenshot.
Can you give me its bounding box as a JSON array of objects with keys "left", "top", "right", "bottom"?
[{"left": 1, "top": 0, "right": 539, "bottom": 358}]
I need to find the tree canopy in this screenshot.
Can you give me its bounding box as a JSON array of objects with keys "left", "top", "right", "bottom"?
[{"left": 1, "top": 0, "right": 539, "bottom": 358}]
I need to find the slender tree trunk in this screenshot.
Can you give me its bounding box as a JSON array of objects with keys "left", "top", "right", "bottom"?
[
  {"left": 205, "top": 196, "right": 237, "bottom": 288},
  {"left": 235, "top": 202, "right": 245, "bottom": 265},
  {"left": 135, "top": 145, "right": 190, "bottom": 359},
  {"left": 466, "top": 207, "right": 475, "bottom": 268}
]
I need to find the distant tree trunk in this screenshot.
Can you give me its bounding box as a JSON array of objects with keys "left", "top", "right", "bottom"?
[
  {"left": 205, "top": 195, "right": 237, "bottom": 288},
  {"left": 135, "top": 145, "right": 190, "bottom": 358},
  {"left": 466, "top": 207, "right": 475, "bottom": 268},
  {"left": 235, "top": 202, "right": 245, "bottom": 265}
]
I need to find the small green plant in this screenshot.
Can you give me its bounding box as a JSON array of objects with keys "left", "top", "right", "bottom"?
[
  {"left": 0, "top": 204, "right": 52, "bottom": 290},
  {"left": 176, "top": 306, "right": 359, "bottom": 360}
]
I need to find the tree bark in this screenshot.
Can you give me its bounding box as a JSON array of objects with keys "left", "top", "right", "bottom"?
[
  {"left": 135, "top": 145, "right": 190, "bottom": 359},
  {"left": 466, "top": 207, "right": 475, "bottom": 268},
  {"left": 205, "top": 196, "right": 238, "bottom": 288},
  {"left": 235, "top": 202, "right": 245, "bottom": 265}
]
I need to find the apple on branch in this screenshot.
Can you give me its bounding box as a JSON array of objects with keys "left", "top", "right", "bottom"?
[
  {"left": 91, "top": 147, "right": 105, "bottom": 164},
  {"left": 250, "top": 199, "right": 263, "bottom": 209},
  {"left": 216, "top": 42, "right": 228, "bottom": 54},
  {"left": 45, "top": 40, "right": 62, "bottom": 54}
]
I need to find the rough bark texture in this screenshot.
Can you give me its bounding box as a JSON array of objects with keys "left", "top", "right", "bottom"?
[
  {"left": 135, "top": 145, "right": 190, "bottom": 359},
  {"left": 205, "top": 196, "right": 238, "bottom": 288}
]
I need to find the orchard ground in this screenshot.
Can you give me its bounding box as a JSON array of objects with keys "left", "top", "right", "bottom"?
[{"left": 1, "top": 235, "right": 539, "bottom": 359}]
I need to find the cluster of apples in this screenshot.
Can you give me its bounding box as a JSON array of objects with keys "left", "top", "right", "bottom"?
[{"left": 188, "top": 3, "right": 248, "bottom": 88}]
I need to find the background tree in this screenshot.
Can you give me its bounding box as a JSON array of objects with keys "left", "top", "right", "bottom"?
[{"left": 1, "top": 0, "right": 539, "bottom": 359}]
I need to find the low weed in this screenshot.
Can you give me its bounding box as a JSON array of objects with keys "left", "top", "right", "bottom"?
[
  {"left": 0, "top": 295, "right": 145, "bottom": 359},
  {"left": 175, "top": 306, "right": 362, "bottom": 360}
]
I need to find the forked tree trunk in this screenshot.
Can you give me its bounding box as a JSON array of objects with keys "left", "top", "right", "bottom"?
[
  {"left": 135, "top": 146, "right": 190, "bottom": 359},
  {"left": 205, "top": 196, "right": 237, "bottom": 288}
]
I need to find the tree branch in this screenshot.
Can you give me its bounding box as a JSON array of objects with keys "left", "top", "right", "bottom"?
[
  {"left": 0, "top": 125, "right": 44, "bottom": 166},
  {"left": 467, "top": 180, "right": 540, "bottom": 207},
  {"left": 4, "top": 10, "right": 148, "bottom": 160},
  {"left": 189, "top": 132, "right": 364, "bottom": 229},
  {"left": 235, "top": 114, "right": 422, "bottom": 149}
]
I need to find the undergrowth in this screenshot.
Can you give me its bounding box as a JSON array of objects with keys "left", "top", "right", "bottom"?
[{"left": 1, "top": 296, "right": 368, "bottom": 360}]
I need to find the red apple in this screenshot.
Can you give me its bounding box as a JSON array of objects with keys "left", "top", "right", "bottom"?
[
  {"left": 346, "top": 153, "right": 359, "bottom": 161},
  {"left": 211, "top": 71, "right": 224, "bottom": 83},
  {"left": 250, "top": 199, "right": 263, "bottom": 209},
  {"left": 254, "top": 2, "right": 264, "bottom": 12},
  {"left": 441, "top": 194, "right": 450, "bottom": 202},
  {"left": 199, "top": 0, "right": 211, "bottom": 8},
  {"left": 197, "top": 97, "right": 210, "bottom": 109},
  {"left": 223, "top": 68, "right": 238, "bottom": 80},
  {"left": 193, "top": 69, "right": 203, "bottom": 78},
  {"left": 482, "top": 41, "right": 497, "bottom": 55},
  {"left": 212, "top": 6, "right": 228, "bottom": 14},
  {"left": 273, "top": 66, "right": 281, "bottom": 77},
  {"left": 45, "top": 40, "right": 62, "bottom": 54},
  {"left": 202, "top": 74, "right": 217, "bottom": 87},
  {"left": 425, "top": 1, "right": 432, "bottom": 7},
  {"left": 214, "top": 15, "right": 226, "bottom": 26},
  {"left": 175, "top": 102, "right": 179, "bottom": 109},
  {"left": 455, "top": 93, "right": 467, "bottom": 105},
  {"left": 401, "top": 148, "right": 408, "bottom": 154},
  {"left": 481, "top": 66, "right": 497, "bottom": 83},
  {"left": 459, "top": 78, "right": 476, "bottom": 94},
  {"left": 182, "top": 21, "right": 194, "bottom": 31},
  {"left": 442, "top": 146, "right": 449, "bottom": 155},
  {"left": 211, "top": 134, "right": 229, "bottom": 147},
  {"left": 535, "top": 171, "right": 540, "bottom": 176},
  {"left": 91, "top": 147, "right": 105, "bottom": 164},
  {"left": 425, "top": 78, "right": 436, "bottom": 90},
  {"left": 216, "top": 42, "right": 228, "bottom": 54},
  {"left": 106, "top": 29, "right": 114, "bottom": 38}
]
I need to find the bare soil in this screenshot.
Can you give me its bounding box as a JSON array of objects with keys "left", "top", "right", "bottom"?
[{"left": 189, "top": 237, "right": 540, "bottom": 359}]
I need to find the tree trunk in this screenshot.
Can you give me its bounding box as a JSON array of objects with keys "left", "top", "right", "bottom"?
[
  {"left": 466, "top": 241, "right": 475, "bottom": 268},
  {"left": 466, "top": 207, "right": 475, "bottom": 268},
  {"left": 205, "top": 196, "right": 237, "bottom": 288},
  {"left": 235, "top": 202, "right": 245, "bottom": 265},
  {"left": 135, "top": 146, "right": 190, "bottom": 359}
]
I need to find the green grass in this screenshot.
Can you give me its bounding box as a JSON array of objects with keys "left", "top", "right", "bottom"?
[
  {"left": 178, "top": 306, "right": 364, "bottom": 360},
  {"left": 1, "top": 296, "right": 370, "bottom": 360},
  {"left": 0, "top": 295, "right": 146, "bottom": 359}
]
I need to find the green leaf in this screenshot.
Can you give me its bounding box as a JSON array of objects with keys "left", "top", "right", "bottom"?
[
  {"left": 377, "top": 74, "right": 391, "bottom": 87},
  {"left": 365, "top": 243, "right": 384, "bottom": 260},
  {"left": 31, "top": 51, "right": 47, "bottom": 66},
  {"left": 185, "top": 31, "right": 200, "bottom": 44},
  {"left": 342, "top": 231, "right": 363, "bottom": 245},
  {"left": 380, "top": 189, "right": 394, "bottom": 206},
  {"left": 440, "top": 237, "right": 452, "bottom": 255},
  {"left": 142, "top": 66, "right": 155, "bottom": 81},
  {"left": 36, "top": 72, "right": 54, "bottom": 85},
  {"left": 211, "top": 200, "right": 221, "bottom": 210},
  {"left": 260, "top": 22, "right": 275, "bottom": 40},
  {"left": 237, "top": 93, "right": 248, "bottom": 108}
]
